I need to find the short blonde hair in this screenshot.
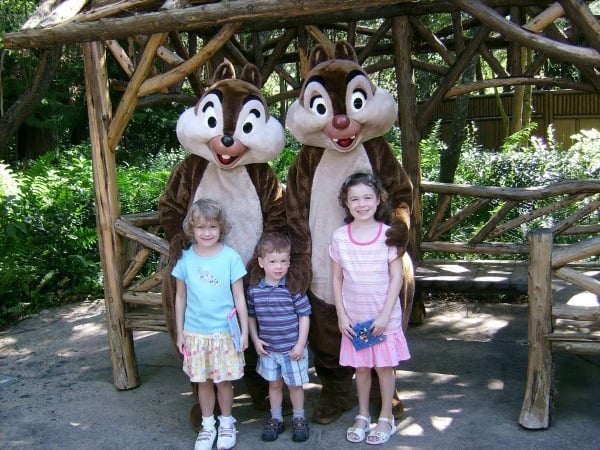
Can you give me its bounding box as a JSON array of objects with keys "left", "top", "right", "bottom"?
[{"left": 183, "top": 198, "right": 230, "bottom": 242}]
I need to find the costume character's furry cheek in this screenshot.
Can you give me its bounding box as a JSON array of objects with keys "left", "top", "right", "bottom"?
[{"left": 234, "top": 97, "right": 286, "bottom": 165}]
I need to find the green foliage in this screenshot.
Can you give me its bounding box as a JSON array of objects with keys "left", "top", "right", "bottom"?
[
  {"left": 0, "top": 145, "right": 179, "bottom": 328},
  {"left": 270, "top": 131, "right": 301, "bottom": 183},
  {"left": 420, "top": 124, "right": 600, "bottom": 257}
]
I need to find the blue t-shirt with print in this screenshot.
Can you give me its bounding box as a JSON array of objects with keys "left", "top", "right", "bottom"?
[{"left": 172, "top": 244, "right": 246, "bottom": 333}]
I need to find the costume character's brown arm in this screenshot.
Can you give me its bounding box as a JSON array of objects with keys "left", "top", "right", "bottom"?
[
  {"left": 158, "top": 155, "right": 208, "bottom": 261},
  {"left": 246, "top": 163, "right": 287, "bottom": 285},
  {"left": 284, "top": 146, "right": 324, "bottom": 294},
  {"left": 365, "top": 138, "right": 413, "bottom": 253}
]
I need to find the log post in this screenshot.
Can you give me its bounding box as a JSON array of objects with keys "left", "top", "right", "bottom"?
[
  {"left": 83, "top": 41, "right": 140, "bottom": 390},
  {"left": 393, "top": 15, "right": 422, "bottom": 324},
  {"left": 519, "top": 228, "right": 553, "bottom": 429}
]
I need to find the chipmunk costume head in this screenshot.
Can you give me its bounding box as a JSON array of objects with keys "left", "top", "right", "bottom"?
[
  {"left": 285, "top": 41, "right": 415, "bottom": 424},
  {"left": 159, "top": 62, "right": 285, "bottom": 428}
]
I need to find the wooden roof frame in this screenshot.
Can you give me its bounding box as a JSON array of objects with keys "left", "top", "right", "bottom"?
[{"left": 4, "top": 0, "right": 600, "bottom": 389}]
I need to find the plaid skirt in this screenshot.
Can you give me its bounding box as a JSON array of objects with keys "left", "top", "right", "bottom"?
[{"left": 182, "top": 331, "right": 245, "bottom": 383}]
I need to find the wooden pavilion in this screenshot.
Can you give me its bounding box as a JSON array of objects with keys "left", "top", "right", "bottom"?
[{"left": 3, "top": 0, "right": 600, "bottom": 429}]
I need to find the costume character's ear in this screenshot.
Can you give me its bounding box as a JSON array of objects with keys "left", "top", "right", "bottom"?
[
  {"left": 240, "top": 64, "right": 262, "bottom": 89},
  {"left": 334, "top": 40, "right": 358, "bottom": 63},
  {"left": 308, "top": 44, "right": 331, "bottom": 69},
  {"left": 211, "top": 61, "right": 236, "bottom": 84}
]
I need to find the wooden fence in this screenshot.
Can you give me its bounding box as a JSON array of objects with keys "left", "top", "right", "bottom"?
[
  {"left": 420, "top": 179, "right": 600, "bottom": 258},
  {"left": 429, "top": 90, "right": 600, "bottom": 150}
]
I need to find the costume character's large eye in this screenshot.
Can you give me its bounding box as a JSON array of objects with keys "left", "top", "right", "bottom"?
[
  {"left": 202, "top": 101, "right": 218, "bottom": 129},
  {"left": 242, "top": 109, "right": 261, "bottom": 134},
  {"left": 310, "top": 95, "right": 328, "bottom": 116},
  {"left": 350, "top": 89, "right": 368, "bottom": 112},
  {"left": 237, "top": 96, "right": 265, "bottom": 137}
]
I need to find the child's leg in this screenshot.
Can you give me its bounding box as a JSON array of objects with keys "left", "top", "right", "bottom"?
[
  {"left": 215, "top": 380, "right": 233, "bottom": 417},
  {"left": 268, "top": 379, "right": 284, "bottom": 425},
  {"left": 268, "top": 378, "right": 284, "bottom": 412},
  {"left": 215, "top": 381, "right": 237, "bottom": 450},
  {"left": 197, "top": 380, "right": 216, "bottom": 418},
  {"left": 346, "top": 367, "right": 372, "bottom": 442},
  {"left": 289, "top": 384, "right": 310, "bottom": 442},
  {"left": 288, "top": 385, "right": 304, "bottom": 412},
  {"left": 196, "top": 381, "right": 218, "bottom": 450},
  {"left": 355, "top": 367, "right": 372, "bottom": 418},
  {"left": 371, "top": 366, "right": 395, "bottom": 432}
]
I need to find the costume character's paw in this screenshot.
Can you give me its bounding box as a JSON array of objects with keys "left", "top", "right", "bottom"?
[
  {"left": 169, "top": 232, "right": 190, "bottom": 262},
  {"left": 311, "top": 395, "right": 353, "bottom": 424}
]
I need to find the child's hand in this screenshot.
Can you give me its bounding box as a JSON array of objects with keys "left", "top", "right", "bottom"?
[
  {"left": 289, "top": 344, "right": 304, "bottom": 361},
  {"left": 253, "top": 338, "right": 270, "bottom": 356},
  {"left": 176, "top": 335, "right": 185, "bottom": 357},
  {"left": 240, "top": 334, "right": 249, "bottom": 352},
  {"left": 338, "top": 313, "right": 353, "bottom": 339},
  {"left": 371, "top": 315, "right": 389, "bottom": 336}
]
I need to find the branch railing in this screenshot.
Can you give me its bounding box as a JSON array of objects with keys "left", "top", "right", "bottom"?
[{"left": 420, "top": 179, "right": 600, "bottom": 258}]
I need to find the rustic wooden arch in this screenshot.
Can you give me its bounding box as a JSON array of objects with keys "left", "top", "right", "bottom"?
[{"left": 3, "top": 0, "right": 600, "bottom": 390}]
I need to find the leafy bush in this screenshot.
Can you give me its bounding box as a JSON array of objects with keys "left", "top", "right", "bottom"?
[
  {"left": 0, "top": 145, "right": 178, "bottom": 328},
  {"left": 420, "top": 124, "right": 600, "bottom": 252}
]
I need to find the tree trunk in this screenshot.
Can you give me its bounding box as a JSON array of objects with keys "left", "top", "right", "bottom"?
[{"left": 0, "top": 46, "right": 62, "bottom": 161}]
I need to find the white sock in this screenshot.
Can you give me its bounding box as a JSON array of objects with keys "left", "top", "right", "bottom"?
[
  {"left": 202, "top": 415, "right": 216, "bottom": 429},
  {"left": 218, "top": 415, "right": 236, "bottom": 427}
]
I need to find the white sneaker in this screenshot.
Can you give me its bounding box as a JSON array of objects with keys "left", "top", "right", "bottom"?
[
  {"left": 216, "top": 423, "right": 236, "bottom": 449},
  {"left": 194, "top": 426, "right": 217, "bottom": 450}
]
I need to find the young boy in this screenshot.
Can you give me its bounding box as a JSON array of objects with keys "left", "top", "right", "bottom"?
[{"left": 247, "top": 232, "right": 312, "bottom": 442}]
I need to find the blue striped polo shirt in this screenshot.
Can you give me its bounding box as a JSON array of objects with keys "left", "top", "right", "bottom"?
[{"left": 247, "top": 277, "right": 312, "bottom": 353}]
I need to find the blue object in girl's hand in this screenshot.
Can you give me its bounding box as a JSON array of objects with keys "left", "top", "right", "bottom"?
[
  {"left": 350, "top": 319, "right": 385, "bottom": 350},
  {"left": 228, "top": 307, "right": 242, "bottom": 352}
]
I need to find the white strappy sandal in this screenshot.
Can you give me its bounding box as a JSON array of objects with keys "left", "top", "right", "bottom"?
[
  {"left": 346, "top": 415, "right": 371, "bottom": 443},
  {"left": 366, "top": 416, "right": 396, "bottom": 445}
]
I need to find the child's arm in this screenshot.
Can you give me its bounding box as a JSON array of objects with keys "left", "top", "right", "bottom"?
[
  {"left": 175, "top": 277, "right": 187, "bottom": 355},
  {"left": 332, "top": 258, "right": 352, "bottom": 338},
  {"left": 248, "top": 316, "right": 269, "bottom": 355},
  {"left": 232, "top": 278, "right": 249, "bottom": 352},
  {"left": 372, "top": 256, "right": 403, "bottom": 335},
  {"left": 290, "top": 314, "right": 310, "bottom": 361}
]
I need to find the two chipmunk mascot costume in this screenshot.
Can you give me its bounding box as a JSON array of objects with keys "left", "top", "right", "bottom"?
[
  {"left": 160, "top": 41, "right": 414, "bottom": 428},
  {"left": 284, "top": 41, "right": 415, "bottom": 424}
]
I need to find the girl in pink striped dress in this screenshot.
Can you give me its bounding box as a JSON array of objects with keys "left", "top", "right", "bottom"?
[{"left": 329, "top": 172, "right": 410, "bottom": 446}]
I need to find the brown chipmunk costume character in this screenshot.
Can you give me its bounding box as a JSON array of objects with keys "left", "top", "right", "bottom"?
[
  {"left": 285, "top": 41, "right": 415, "bottom": 424},
  {"left": 159, "top": 62, "right": 285, "bottom": 428}
]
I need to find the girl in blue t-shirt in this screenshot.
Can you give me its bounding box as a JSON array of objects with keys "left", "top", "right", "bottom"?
[{"left": 173, "top": 198, "right": 248, "bottom": 450}]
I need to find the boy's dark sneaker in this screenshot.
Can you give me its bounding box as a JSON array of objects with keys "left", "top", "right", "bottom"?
[
  {"left": 261, "top": 417, "right": 285, "bottom": 441},
  {"left": 292, "top": 416, "right": 309, "bottom": 442}
]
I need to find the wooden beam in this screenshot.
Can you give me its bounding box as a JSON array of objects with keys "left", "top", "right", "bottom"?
[
  {"left": 107, "top": 33, "right": 168, "bottom": 151},
  {"left": 452, "top": 0, "right": 600, "bottom": 66},
  {"left": 418, "top": 25, "right": 490, "bottom": 126},
  {"left": 83, "top": 40, "right": 140, "bottom": 390},
  {"left": 2, "top": 0, "right": 407, "bottom": 49},
  {"left": 558, "top": 0, "right": 600, "bottom": 53},
  {"left": 393, "top": 16, "right": 422, "bottom": 261},
  {"left": 444, "top": 76, "right": 596, "bottom": 97},
  {"left": 421, "top": 180, "right": 600, "bottom": 200},
  {"left": 137, "top": 23, "right": 239, "bottom": 97},
  {"left": 519, "top": 228, "right": 553, "bottom": 429},
  {"left": 523, "top": 2, "right": 564, "bottom": 32}
]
